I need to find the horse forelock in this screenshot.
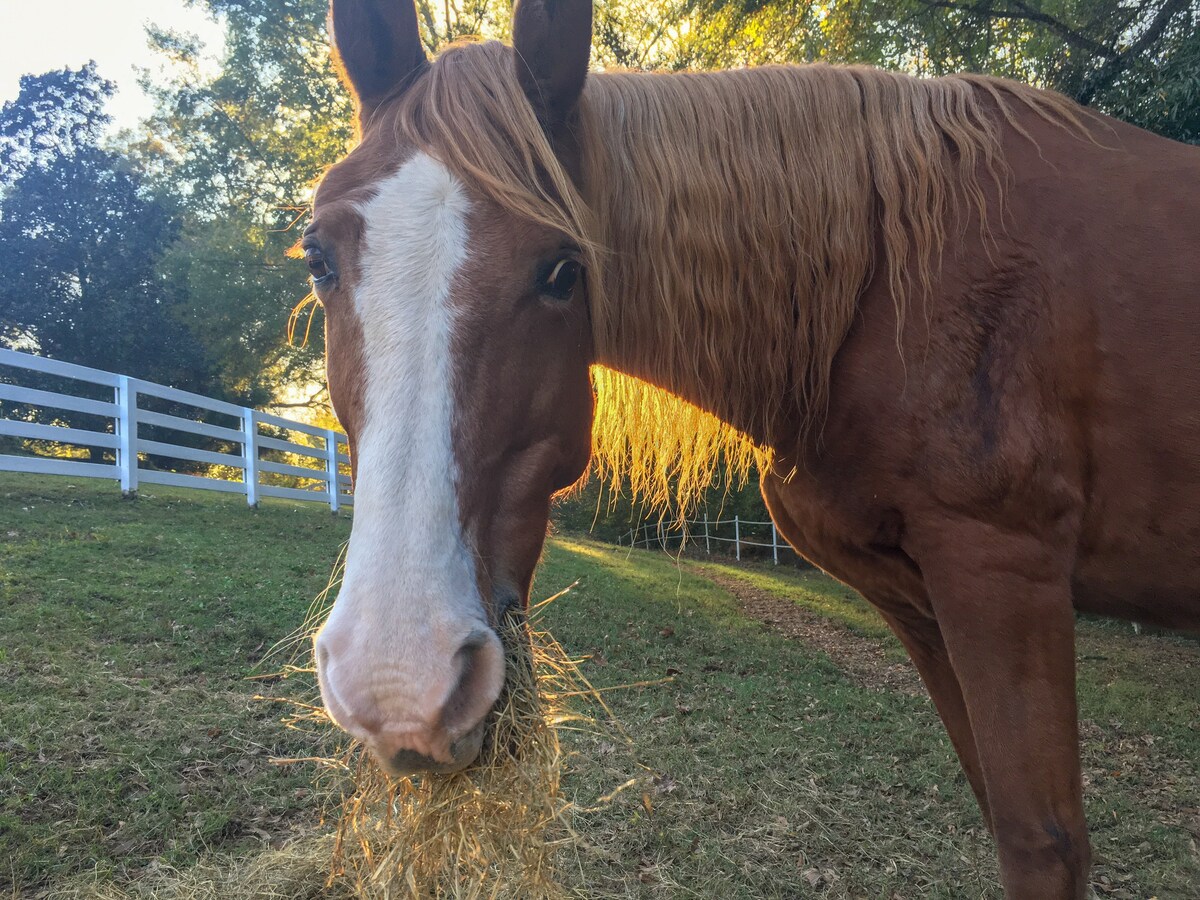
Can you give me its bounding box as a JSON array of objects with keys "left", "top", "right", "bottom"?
[{"left": 369, "top": 38, "right": 1083, "bottom": 514}]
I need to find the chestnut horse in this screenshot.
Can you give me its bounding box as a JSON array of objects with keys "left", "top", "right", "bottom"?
[{"left": 307, "top": 1, "right": 1200, "bottom": 896}]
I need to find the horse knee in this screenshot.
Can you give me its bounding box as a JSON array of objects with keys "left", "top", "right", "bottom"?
[{"left": 1043, "top": 818, "right": 1090, "bottom": 871}]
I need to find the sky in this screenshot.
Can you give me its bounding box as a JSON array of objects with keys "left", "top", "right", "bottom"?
[{"left": 1, "top": 0, "right": 226, "bottom": 131}]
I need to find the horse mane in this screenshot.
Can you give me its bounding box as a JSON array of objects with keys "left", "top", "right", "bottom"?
[{"left": 386, "top": 39, "right": 1083, "bottom": 513}]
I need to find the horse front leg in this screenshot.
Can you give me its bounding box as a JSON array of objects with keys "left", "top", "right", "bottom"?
[
  {"left": 915, "top": 523, "right": 1090, "bottom": 900},
  {"left": 878, "top": 610, "right": 992, "bottom": 828}
]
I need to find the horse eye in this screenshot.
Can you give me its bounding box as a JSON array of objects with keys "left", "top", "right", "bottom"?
[
  {"left": 305, "top": 246, "right": 330, "bottom": 281},
  {"left": 542, "top": 258, "right": 581, "bottom": 300}
]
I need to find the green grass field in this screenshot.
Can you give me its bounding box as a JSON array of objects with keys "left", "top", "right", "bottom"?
[{"left": 2, "top": 474, "right": 1197, "bottom": 898}]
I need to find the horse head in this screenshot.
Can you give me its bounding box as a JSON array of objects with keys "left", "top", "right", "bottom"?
[{"left": 310, "top": 0, "right": 596, "bottom": 774}]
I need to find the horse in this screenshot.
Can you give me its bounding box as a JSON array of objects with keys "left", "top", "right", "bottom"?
[{"left": 305, "top": 2, "right": 1200, "bottom": 896}]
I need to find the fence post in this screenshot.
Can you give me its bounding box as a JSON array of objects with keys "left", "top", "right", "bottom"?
[
  {"left": 703, "top": 511, "right": 711, "bottom": 554},
  {"left": 116, "top": 376, "right": 138, "bottom": 497},
  {"left": 734, "top": 515, "right": 741, "bottom": 561},
  {"left": 772, "top": 521, "right": 779, "bottom": 565},
  {"left": 242, "top": 408, "right": 259, "bottom": 508},
  {"left": 325, "top": 429, "right": 341, "bottom": 513}
]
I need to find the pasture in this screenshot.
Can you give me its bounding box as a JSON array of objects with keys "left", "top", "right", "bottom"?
[{"left": 2, "top": 473, "right": 1197, "bottom": 898}]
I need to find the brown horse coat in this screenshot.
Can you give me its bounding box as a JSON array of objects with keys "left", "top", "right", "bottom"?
[{"left": 761, "top": 109, "right": 1200, "bottom": 896}]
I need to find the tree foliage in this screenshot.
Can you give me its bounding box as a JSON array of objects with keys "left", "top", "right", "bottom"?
[
  {"left": 142, "top": 0, "right": 354, "bottom": 404},
  {"left": 0, "top": 67, "right": 209, "bottom": 389},
  {"left": 0, "top": 63, "right": 114, "bottom": 188}
]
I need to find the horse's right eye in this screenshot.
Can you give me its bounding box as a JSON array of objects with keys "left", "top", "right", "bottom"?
[
  {"left": 542, "top": 258, "right": 582, "bottom": 300},
  {"left": 305, "top": 246, "right": 330, "bottom": 282}
]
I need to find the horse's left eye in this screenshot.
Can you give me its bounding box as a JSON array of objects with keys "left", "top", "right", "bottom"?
[
  {"left": 542, "top": 258, "right": 582, "bottom": 300},
  {"left": 305, "top": 246, "right": 330, "bottom": 281}
]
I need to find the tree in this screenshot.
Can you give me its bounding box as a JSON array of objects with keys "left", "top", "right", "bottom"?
[
  {"left": 143, "top": 1, "right": 354, "bottom": 406},
  {"left": 0, "top": 67, "right": 213, "bottom": 411},
  {"left": 0, "top": 63, "right": 113, "bottom": 188},
  {"left": 0, "top": 152, "right": 204, "bottom": 379},
  {"left": 847, "top": 0, "right": 1200, "bottom": 143}
]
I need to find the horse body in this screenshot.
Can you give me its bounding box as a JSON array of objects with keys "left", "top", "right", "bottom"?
[
  {"left": 1048, "top": 120, "right": 1200, "bottom": 626},
  {"left": 309, "top": 3, "right": 1199, "bottom": 896},
  {"left": 758, "top": 110, "right": 1200, "bottom": 894},
  {"left": 758, "top": 109, "right": 1200, "bottom": 631}
]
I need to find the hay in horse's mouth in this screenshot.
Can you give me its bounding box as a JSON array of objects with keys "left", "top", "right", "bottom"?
[{"left": 328, "top": 589, "right": 590, "bottom": 898}]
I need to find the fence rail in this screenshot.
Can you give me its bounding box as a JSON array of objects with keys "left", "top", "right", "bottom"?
[
  {"left": 0, "top": 348, "right": 352, "bottom": 511},
  {"left": 619, "top": 512, "right": 789, "bottom": 564}
]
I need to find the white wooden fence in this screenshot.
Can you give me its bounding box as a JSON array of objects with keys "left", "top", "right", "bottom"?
[
  {"left": 0, "top": 348, "right": 352, "bottom": 510},
  {"left": 620, "top": 513, "right": 786, "bottom": 564}
]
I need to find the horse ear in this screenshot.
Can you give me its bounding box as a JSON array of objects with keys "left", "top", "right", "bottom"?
[
  {"left": 330, "top": 0, "right": 428, "bottom": 125},
  {"left": 512, "top": 0, "right": 593, "bottom": 136}
]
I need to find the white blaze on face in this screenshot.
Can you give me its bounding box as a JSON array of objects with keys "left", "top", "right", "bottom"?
[{"left": 316, "top": 153, "right": 501, "bottom": 760}]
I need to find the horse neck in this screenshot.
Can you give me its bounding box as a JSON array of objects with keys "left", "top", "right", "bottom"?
[{"left": 575, "top": 64, "right": 1061, "bottom": 448}]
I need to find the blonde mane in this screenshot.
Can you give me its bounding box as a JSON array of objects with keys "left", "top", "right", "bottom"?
[{"left": 387, "top": 39, "right": 1080, "bottom": 512}]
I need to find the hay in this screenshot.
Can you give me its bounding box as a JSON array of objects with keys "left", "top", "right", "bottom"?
[
  {"left": 41, "top": 836, "right": 351, "bottom": 900},
  {"left": 321, "top": 592, "right": 606, "bottom": 900}
]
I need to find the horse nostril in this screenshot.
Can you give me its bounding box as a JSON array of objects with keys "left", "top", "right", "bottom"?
[{"left": 439, "top": 628, "right": 505, "bottom": 736}]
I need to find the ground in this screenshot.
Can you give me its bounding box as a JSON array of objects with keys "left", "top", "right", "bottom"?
[{"left": 1, "top": 474, "right": 1197, "bottom": 897}]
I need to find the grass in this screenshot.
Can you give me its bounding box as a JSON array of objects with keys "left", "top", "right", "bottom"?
[
  {"left": 2, "top": 474, "right": 1197, "bottom": 897},
  {"left": 0, "top": 475, "right": 351, "bottom": 894}
]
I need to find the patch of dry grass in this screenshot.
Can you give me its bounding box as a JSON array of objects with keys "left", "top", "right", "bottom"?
[{"left": 41, "top": 838, "right": 345, "bottom": 900}]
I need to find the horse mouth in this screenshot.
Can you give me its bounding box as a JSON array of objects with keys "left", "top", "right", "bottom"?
[{"left": 375, "top": 719, "right": 489, "bottom": 776}]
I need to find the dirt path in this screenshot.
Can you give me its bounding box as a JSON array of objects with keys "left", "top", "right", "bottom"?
[{"left": 698, "top": 568, "right": 925, "bottom": 696}]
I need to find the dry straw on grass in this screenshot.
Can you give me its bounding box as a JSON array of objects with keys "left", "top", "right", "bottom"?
[{"left": 43, "top": 838, "right": 350, "bottom": 900}]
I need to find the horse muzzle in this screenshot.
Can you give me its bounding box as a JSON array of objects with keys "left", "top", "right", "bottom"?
[{"left": 316, "top": 618, "right": 506, "bottom": 775}]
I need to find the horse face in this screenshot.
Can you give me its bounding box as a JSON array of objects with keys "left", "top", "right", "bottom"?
[{"left": 310, "top": 0, "right": 595, "bottom": 774}]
